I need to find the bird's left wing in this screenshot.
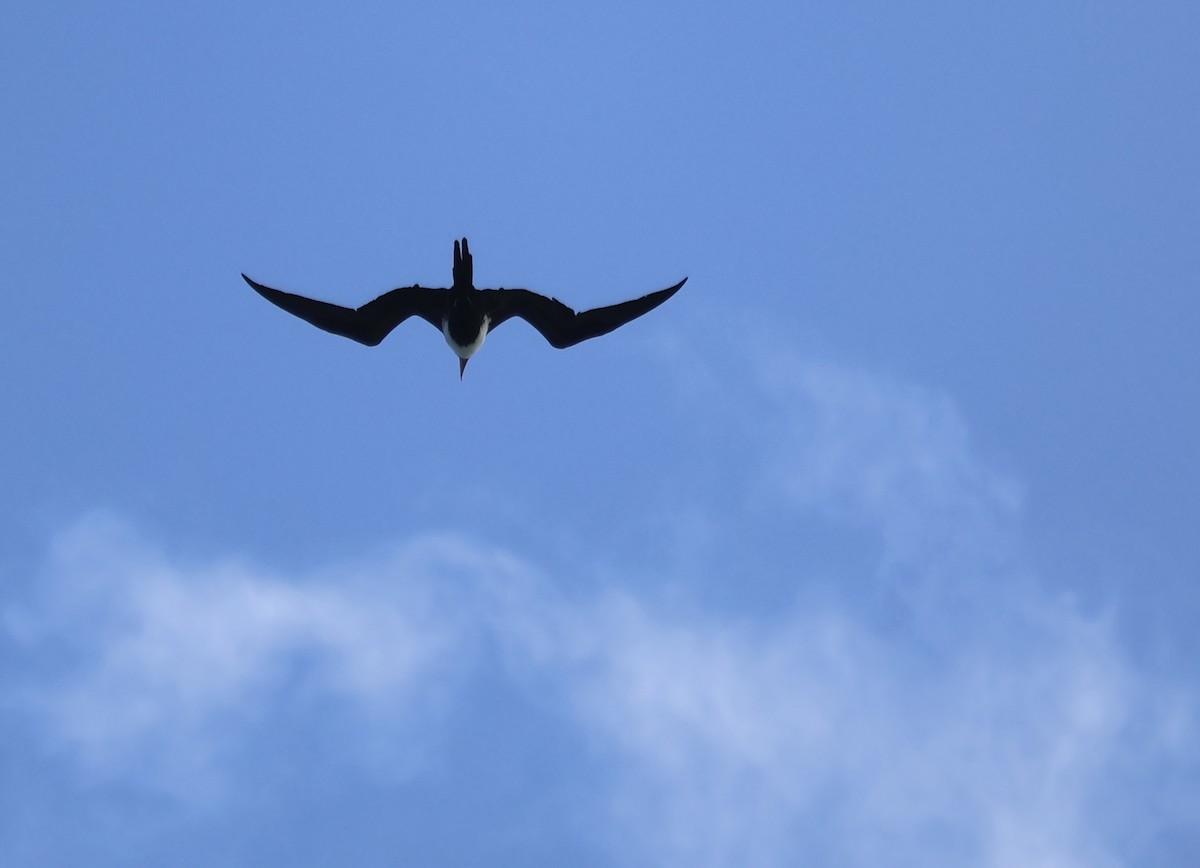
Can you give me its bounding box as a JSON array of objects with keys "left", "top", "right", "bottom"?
[
  {"left": 243, "top": 275, "right": 446, "bottom": 347},
  {"left": 481, "top": 278, "right": 686, "bottom": 349}
]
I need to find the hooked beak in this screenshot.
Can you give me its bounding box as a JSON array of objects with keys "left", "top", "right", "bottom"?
[{"left": 459, "top": 357, "right": 469, "bottom": 379}]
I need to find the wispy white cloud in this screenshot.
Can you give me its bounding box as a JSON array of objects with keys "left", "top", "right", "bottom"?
[
  {"left": 548, "top": 356, "right": 1194, "bottom": 866},
  {"left": 4, "top": 359, "right": 1193, "bottom": 865},
  {"left": 7, "top": 518, "right": 502, "bottom": 794},
  {"left": 554, "top": 589, "right": 1135, "bottom": 868}
]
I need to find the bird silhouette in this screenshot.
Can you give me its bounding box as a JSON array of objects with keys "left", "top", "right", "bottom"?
[{"left": 243, "top": 238, "right": 686, "bottom": 378}]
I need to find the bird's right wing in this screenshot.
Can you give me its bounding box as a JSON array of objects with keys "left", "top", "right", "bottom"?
[
  {"left": 243, "top": 275, "right": 446, "bottom": 347},
  {"left": 482, "top": 278, "right": 686, "bottom": 349}
]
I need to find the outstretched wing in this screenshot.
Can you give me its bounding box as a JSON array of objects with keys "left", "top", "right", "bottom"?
[
  {"left": 481, "top": 277, "right": 686, "bottom": 349},
  {"left": 243, "top": 275, "right": 446, "bottom": 347}
]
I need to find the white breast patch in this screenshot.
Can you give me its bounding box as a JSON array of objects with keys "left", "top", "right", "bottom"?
[{"left": 443, "top": 316, "right": 490, "bottom": 359}]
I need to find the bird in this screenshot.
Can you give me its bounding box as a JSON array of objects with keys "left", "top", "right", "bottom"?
[{"left": 243, "top": 238, "right": 686, "bottom": 378}]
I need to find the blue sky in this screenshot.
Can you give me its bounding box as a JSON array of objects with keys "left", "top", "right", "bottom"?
[{"left": 2, "top": 0, "right": 1198, "bottom": 864}]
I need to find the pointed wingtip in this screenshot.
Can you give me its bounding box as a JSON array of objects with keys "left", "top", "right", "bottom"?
[
  {"left": 459, "top": 357, "right": 468, "bottom": 379},
  {"left": 660, "top": 276, "right": 687, "bottom": 297}
]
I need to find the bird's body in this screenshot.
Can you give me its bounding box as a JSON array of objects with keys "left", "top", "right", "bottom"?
[
  {"left": 243, "top": 238, "right": 685, "bottom": 377},
  {"left": 442, "top": 310, "right": 490, "bottom": 361}
]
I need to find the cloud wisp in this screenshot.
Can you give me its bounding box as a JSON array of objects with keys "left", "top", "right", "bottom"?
[{"left": 4, "top": 359, "right": 1194, "bottom": 866}]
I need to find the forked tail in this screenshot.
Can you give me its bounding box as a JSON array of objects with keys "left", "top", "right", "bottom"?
[{"left": 452, "top": 237, "right": 474, "bottom": 289}]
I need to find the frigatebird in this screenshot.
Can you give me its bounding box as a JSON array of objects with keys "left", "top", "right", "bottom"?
[{"left": 243, "top": 238, "right": 686, "bottom": 378}]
